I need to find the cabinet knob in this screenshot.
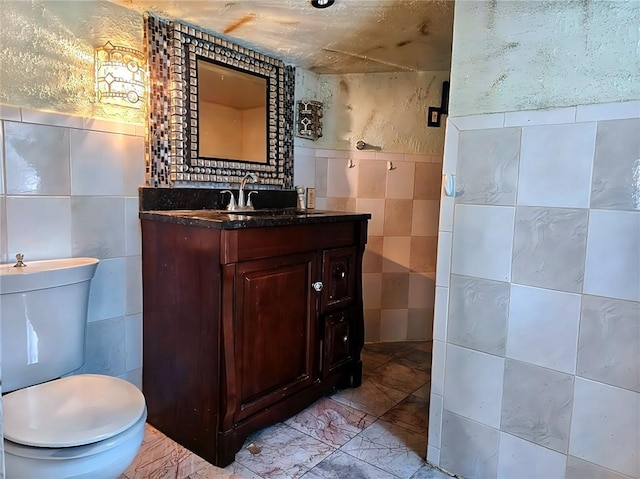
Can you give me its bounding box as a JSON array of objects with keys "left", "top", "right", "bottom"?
[
  {"left": 342, "top": 335, "right": 348, "bottom": 343},
  {"left": 312, "top": 281, "right": 324, "bottom": 292}
]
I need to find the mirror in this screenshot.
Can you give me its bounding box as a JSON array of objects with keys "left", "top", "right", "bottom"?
[
  {"left": 197, "top": 59, "right": 267, "bottom": 163},
  {"left": 145, "top": 14, "right": 295, "bottom": 188}
]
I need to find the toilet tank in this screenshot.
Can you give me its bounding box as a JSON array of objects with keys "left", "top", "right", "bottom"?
[{"left": 0, "top": 257, "right": 99, "bottom": 393}]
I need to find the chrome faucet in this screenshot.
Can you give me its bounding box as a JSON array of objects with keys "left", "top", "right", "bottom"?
[{"left": 222, "top": 173, "right": 259, "bottom": 211}]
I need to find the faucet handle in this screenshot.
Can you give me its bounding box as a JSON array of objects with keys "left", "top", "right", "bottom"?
[
  {"left": 221, "top": 190, "right": 237, "bottom": 211},
  {"left": 247, "top": 191, "right": 258, "bottom": 209}
]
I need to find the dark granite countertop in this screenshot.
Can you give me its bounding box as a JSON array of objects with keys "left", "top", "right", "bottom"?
[{"left": 139, "top": 208, "right": 371, "bottom": 230}]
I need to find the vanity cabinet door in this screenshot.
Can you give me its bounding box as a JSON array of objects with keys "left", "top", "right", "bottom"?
[
  {"left": 323, "top": 309, "right": 355, "bottom": 375},
  {"left": 233, "top": 252, "right": 318, "bottom": 422},
  {"left": 321, "top": 247, "right": 356, "bottom": 313}
]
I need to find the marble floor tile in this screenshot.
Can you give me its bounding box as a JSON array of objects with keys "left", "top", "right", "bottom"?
[
  {"left": 329, "top": 377, "right": 409, "bottom": 416},
  {"left": 234, "top": 423, "right": 335, "bottom": 479},
  {"left": 284, "top": 397, "right": 376, "bottom": 447},
  {"left": 300, "top": 450, "right": 398, "bottom": 479},
  {"left": 370, "top": 361, "right": 431, "bottom": 394},
  {"left": 123, "top": 425, "right": 213, "bottom": 479},
  {"left": 362, "top": 341, "right": 410, "bottom": 356},
  {"left": 362, "top": 349, "right": 392, "bottom": 377},
  {"left": 410, "top": 464, "right": 454, "bottom": 479},
  {"left": 121, "top": 341, "right": 447, "bottom": 479},
  {"left": 380, "top": 393, "right": 430, "bottom": 434},
  {"left": 340, "top": 419, "right": 428, "bottom": 479},
  {"left": 188, "top": 461, "right": 263, "bottom": 479},
  {"left": 411, "top": 382, "right": 431, "bottom": 399}
]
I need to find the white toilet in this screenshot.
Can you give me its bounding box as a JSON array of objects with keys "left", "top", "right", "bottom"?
[{"left": 0, "top": 257, "right": 147, "bottom": 479}]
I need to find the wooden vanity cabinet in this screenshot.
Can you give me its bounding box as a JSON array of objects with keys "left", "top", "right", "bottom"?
[{"left": 141, "top": 216, "right": 368, "bottom": 467}]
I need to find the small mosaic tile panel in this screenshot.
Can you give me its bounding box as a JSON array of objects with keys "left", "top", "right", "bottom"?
[{"left": 144, "top": 13, "right": 294, "bottom": 188}]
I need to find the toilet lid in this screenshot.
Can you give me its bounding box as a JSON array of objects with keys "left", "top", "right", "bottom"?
[{"left": 3, "top": 374, "right": 146, "bottom": 448}]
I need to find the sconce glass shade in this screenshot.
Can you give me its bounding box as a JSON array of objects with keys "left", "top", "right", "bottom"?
[{"left": 95, "top": 41, "right": 145, "bottom": 108}]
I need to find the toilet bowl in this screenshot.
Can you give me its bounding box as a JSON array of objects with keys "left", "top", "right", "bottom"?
[{"left": 0, "top": 257, "right": 147, "bottom": 479}]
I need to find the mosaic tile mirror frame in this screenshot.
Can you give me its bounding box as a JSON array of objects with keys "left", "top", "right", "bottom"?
[{"left": 145, "top": 13, "right": 295, "bottom": 188}]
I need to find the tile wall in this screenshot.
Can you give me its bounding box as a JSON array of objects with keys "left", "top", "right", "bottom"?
[
  {"left": 294, "top": 145, "right": 443, "bottom": 343},
  {"left": 429, "top": 100, "right": 640, "bottom": 479},
  {"left": 0, "top": 104, "right": 145, "bottom": 390}
]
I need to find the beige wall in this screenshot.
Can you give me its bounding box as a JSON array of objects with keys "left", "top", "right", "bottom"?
[
  {"left": 449, "top": 0, "right": 640, "bottom": 116},
  {"left": 0, "top": 0, "right": 144, "bottom": 125},
  {"left": 296, "top": 68, "right": 449, "bottom": 155}
]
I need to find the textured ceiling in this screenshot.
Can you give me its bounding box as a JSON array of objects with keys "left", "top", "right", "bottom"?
[{"left": 110, "top": 0, "right": 454, "bottom": 74}]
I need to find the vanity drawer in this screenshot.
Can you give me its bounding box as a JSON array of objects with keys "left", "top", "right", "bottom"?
[
  {"left": 320, "top": 246, "right": 356, "bottom": 313},
  {"left": 323, "top": 309, "right": 356, "bottom": 375},
  {"left": 221, "top": 222, "right": 358, "bottom": 263}
]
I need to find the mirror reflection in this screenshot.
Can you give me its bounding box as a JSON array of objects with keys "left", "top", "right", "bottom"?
[{"left": 197, "top": 59, "right": 268, "bottom": 164}]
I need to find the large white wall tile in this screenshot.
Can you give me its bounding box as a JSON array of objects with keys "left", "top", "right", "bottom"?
[
  {"left": 386, "top": 161, "right": 415, "bottom": 199},
  {"left": 448, "top": 275, "right": 509, "bottom": 356},
  {"left": 71, "top": 197, "right": 125, "bottom": 259},
  {"left": 497, "top": 432, "right": 567, "bottom": 479},
  {"left": 0, "top": 124, "right": 4, "bottom": 195},
  {"left": 6, "top": 196, "right": 71, "bottom": 261},
  {"left": 412, "top": 200, "right": 440, "bottom": 236},
  {"left": 440, "top": 411, "right": 500, "bottom": 479},
  {"left": 431, "top": 340, "right": 446, "bottom": 396},
  {"left": 591, "top": 119, "right": 640, "bottom": 211},
  {"left": 429, "top": 393, "right": 444, "bottom": 448},
  {"left": 443, "top": 344, "right": 505, "bottom": 428},
  {"left": 125, "top": 313, "right": 142, "bottom": 372},
  {"left": 501, "top": 359, "right": 574, "bottom": 453},
  {"left": 438, "top": 195, "right": 454, "bottom": 232},
  {"left": 506, "top": 285, "right": 581, "bottom": 374},
  {"left": 584, "top": 209, "right": 640, "bottom": 301},
  {"left": 442, "top": 120, "right": 459, "bottom": 175},
  {"left": 122, "top": 136, "right": 145, "bottom": 196},
  {"left": 435, "top": 231, "right": 452, "bottom": 287},
  {"left": 4, "top": 122, "right": 70, "bottom": 195},
  {"left": 451, "top": 205, "right": 515, "bottom": 282},
  {"left": 566, "top": 456, "right": 632, "bottom": 479},
  {"left": 577, "top": 295, "right": 640, "bottom": 392},
  {"left": 456, "top": 127, "right": 520, "bottom": 205},
  {"left": 126, "top": 255, "right": 142, "bottom": 315},
  {"left": 569, "top": 378, "right": 639, "bottom": 478},
  {"left": 79, "top": 316, "right": 126, "bottom": 377},
  {"left": 518, "top": 122, "right": 596, "bottom": 208},
  {"left": 293, "top": 149, "right": 316, "bottom": 188},
  {"left": 125, "top": 197, "right": 141, "bottom": 256},
  {"left": 433, "top": 286, "right": 449, "bottom": 342},
  {"left": 70, "top": 129, "right": 126, "bottom": 196},
  {"left": 87, "top": 257, "right": 126, "bottom": 323},
  {"left": 326, "top": 157, "right": 358, "bottom": 197},
  {"left": 0, "top": 196, "right": 7, "bottom": 264},
  {"left": 512, "top": 207, "right": 588, "bottom": 293}
]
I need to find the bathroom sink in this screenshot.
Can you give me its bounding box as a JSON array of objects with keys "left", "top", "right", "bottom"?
[
  {"left": 230, "top": 208, "right": 325, "bottom": 216},
  {"left": 165, "top": 208, "right": 327, "bottom": 221}
]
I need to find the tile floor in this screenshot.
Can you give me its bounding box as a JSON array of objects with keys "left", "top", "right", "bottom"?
[{"left": 120, "top": 341, "right": 453, "bottom": 479}]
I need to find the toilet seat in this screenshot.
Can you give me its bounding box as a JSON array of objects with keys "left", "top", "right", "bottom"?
[{"left": 3, "top": 374, "right": 146, "bottom": 448}]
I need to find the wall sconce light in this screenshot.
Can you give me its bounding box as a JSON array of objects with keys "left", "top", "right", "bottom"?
[
  {"left": 95, "top": 41, "right": 146, "bottom": 108},
  {"left": 296, "top": 100, "right": 324, "bottom": 141}
]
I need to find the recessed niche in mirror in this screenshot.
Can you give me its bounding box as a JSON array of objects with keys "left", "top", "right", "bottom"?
[
  {"left": 144, "top": 14, "right": 295, "bottom": 188},
  {"left": 197, "top": 59, "right": 267, "bottom": 163}
]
